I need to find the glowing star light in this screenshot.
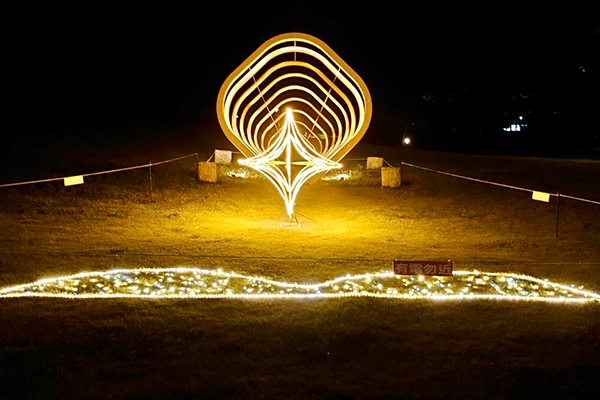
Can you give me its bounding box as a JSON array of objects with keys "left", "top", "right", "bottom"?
[
  {"left": 240, "top": 109, "right": 341, "bottom": 216},
  {"left": 217, "top": 33, "right": 372, "bottom": 219}
]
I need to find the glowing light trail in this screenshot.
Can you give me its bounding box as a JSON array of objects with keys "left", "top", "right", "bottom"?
[
  {"left": 1, "top": 268, "right": 598, "bottom": 303},
  {"left": 217, "top": 33, "right": 372, "bottom": 218},
  {"left": 240, "top": 109, "right": 341, "bottom": 216}
]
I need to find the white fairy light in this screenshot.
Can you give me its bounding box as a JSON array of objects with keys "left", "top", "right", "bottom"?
[{"left": 0, "top": 268, "right": 599, "bottom": 303}]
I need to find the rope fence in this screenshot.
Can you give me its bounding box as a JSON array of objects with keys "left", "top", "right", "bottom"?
[
  {"left": 383, "top": 158, "right": 599, "bottom": 239},
  {"left": 0, "top": 153, "right": 199, "bottom": 189},
  {"left": 401, "top": 161, "right": 543, "bottom": 194},
  {"left": 396, "top": 161, "right": 600, "bottom": 206},
  {"left": 337, "top": 156, "right": 599, "bottom": 207},
  {"left": 0, "top": 147, "right": 597, "bottom": 239},
  {"left": 558, "top": 193, "right": 600, "bottom": 206},
  {"left": 330, "top": 156, "right": 598, "bottom": 239},
  {"left": 2, "top": 150, "right": 596, "bottom": 208}
]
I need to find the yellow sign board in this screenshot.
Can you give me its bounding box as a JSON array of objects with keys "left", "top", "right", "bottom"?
[
  {"left": 64, "top": 175, "right": 84, "bottom": 186},
  {"left": 532, "top": 191, "right": 550, "bottom": 202}
]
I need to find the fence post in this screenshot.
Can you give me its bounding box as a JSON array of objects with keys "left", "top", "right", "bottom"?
[
  {"left": 555, "top": 190, "right": 560, "bottom": 239},
  {"left": 149, "top": 162, "right": 154, "bottom": 202}
]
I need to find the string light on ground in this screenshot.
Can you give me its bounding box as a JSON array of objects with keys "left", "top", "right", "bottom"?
[{"left": 1, "top": 268, "right": 598, "bottom": 302}]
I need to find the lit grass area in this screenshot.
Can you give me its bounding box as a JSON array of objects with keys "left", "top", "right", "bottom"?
[
  {"left": 1, "top": 145, "right": 599, "bottom": 398},
  {"left": 2, "top": 299, "right": 600, "bottom": 398},
  {"left": 0, "top": 147, "right": 599, "bottom": 288}
]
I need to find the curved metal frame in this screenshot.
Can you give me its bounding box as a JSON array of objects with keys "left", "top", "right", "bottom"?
[{"left": 216, "top": 32, "right": 372, "bottom": 217}]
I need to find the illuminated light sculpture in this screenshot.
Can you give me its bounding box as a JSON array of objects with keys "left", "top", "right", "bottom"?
[
  {"left": 240, "top": 109, "right": 341, "bottom": 216},
  {"left": 217, "top": 32, "right": 372, "bottom": 221},
  {"left": 1, "top": 268, "right": 599, "bottom": 303}
]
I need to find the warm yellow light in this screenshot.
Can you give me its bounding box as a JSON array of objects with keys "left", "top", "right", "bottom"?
[
  {"left": 240, "top": 109, "right": 341, "bottom": 216},
  {"left": 322, "top": 171, "right": 351, "bottom": 181},
  {"left": 217, "top": 33, "right": 372, "bottom": 218},
  {"left": 403, "top": 137, "right": 411, "bottom": 145},
  {"left": 1, "top": 268, "right": 599, "bottom": 303}
]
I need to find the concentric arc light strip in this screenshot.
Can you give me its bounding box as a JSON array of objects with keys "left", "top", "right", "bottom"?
[{"left": 217, "top": 33, "right": 372, "bottom": 217}]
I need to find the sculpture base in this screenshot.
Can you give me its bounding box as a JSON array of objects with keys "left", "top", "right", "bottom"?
[{"left": 279, "top": 222, "right": 302, "bottom": 229}]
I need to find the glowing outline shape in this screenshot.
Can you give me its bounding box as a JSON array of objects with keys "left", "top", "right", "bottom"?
[
  {"left": 240, "top": 109, "right": 341, "bottom": 216},
  {"left": 217, "top": 32, "right": 372, "bottom": 217},
  {"left": 1, "top": 268, "right": 599, "bottom": 303}
]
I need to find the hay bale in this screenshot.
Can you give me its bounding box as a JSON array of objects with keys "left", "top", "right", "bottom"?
[
  {"left": 367, "top": 157, "right": 384, "bottom": 169},
  {"left": 198, "top": 162, "right": 218, "bottom": 183},
  {"left": 214, "top": 149, "right": 232, "bottom": 165},
  {"left": 381, "top": 167, "right": 401, "bottom": 188}
]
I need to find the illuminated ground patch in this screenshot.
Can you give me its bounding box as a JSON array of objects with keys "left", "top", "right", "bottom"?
[{"left": 1, "top": 268, "right": 599, "bottom": 302}]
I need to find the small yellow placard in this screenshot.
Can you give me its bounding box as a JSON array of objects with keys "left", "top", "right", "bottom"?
[
  {"left": 532, "top": 191, "right": 550, "bottom": 202},
  {"left": 64, "top": 175, "right": 84, "bottom": 186}
]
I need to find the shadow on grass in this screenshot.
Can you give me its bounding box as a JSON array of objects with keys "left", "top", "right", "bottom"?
[{"left": 507, "top": 365, "right": 600, "bottom": 399}]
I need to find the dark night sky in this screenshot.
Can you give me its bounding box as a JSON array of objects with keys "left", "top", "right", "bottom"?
[{"left": 4, "top": 2, "right": 600, "bottom": 154}]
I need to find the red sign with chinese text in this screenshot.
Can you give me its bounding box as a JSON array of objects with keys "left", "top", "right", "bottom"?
[{"left": 393, "top": 260, "right": 453, "bottom": 276}]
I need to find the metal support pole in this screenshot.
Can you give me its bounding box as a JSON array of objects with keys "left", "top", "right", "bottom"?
[
  {"left": 555, "top": 190, "right": 560, "bottom": 239},
  {"left": 149, "top": 161, "right": 154, "bottom": 202}
]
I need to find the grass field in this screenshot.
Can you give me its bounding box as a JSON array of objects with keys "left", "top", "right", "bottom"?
[{"left": 1, "top": 141, "right": 600, "bottom": 398}]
